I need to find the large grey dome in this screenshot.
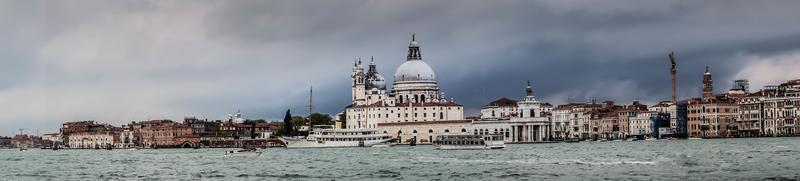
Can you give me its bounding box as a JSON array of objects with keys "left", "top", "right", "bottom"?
[{"left": 394, "top": 60, "right": 435, "bottom": 82}]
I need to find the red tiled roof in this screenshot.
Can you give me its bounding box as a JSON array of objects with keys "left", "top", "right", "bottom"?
[{"left": 482, "top": 97, "right": 518, "bottom": 108}]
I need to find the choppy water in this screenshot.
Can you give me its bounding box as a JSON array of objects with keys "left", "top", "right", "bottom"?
[{"left": 2, "top": 137, "right": 799, "bottom": 180}]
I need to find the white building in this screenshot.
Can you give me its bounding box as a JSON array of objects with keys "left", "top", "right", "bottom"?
[
  {"left": 68, "top": 131, "right": 114, "bottom": 149},
  {"left": 473, "top": 81, "right": 552, "bottom": 142},
  {"left": 343, "top": 35, "right": 466, "bottom": 144},
  {"left": 629, "top": 111, "right": 654, "bottom": 136},
  {"left": 480, "top": 97, "right": 518, "bottom": 119}
]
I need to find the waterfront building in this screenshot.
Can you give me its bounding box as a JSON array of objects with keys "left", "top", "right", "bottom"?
[
  {"left": 738, "top": 79, "right": 800, "bottom": 136},
  {"left": 378, "top": 120, "right": 472, "bottom": 144},
  {"left": 342, "top": 35, "right": 467, "bottom": 144},
  {"left": 41, "top": 133, "right": 61, "bottom": 143},
  {"left": 480, "top": 97, "right": 519, "bottom": 119},
  {"left": 685, "top": 67, "right": 740, "bottom": 138},
  {"left": 649, "top": 101, "right": 677, "bottom": 132},
  {"left": 67, "top": 131, "right": 114, "bottom": 149},
  {"left": 61, "top": 121, "right": 97, "bottom": 147},
  {"left": 140, "top": 120, "right": 194, "bottom": 148},
  {"left": 473, "top": 81, "right": 553, "bottom": 142},
  {"left": 650, "top": 112, "right": 671, "bottom": 138},
  {"left": 552, "top": 103, "right": 603, "bottom": 139},
  {"left": 551, "top": 105, "right": 573, "bottom": 140},
  {"left": 61, "top": 121, "right": 119, "bottom": 148},
  {"left": 0, "top": 136, "right": 12, "bottom": 148},
  {"left": 738, "top": 91, "right": 768, "bottom": 137},
  {"left": 596, "top": 110, "right": 619, "bottom": 140},
  {"left": 629, "top": 111, "right": 653, "bottom": 137}
]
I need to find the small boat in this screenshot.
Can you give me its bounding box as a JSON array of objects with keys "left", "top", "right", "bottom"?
[
  {"left": 434, "top": 134, "right": 505, "bottom": 150},
  {"left": 371, "top": 144, "right": 392, "bottom": 148},
  {"left": 688, "top": 137, "right": 703, "bottom": 140},
  {"left": 19, "top": 142, "right": 28, "bottom": 151},
  {"left": 224, "top": 148, "right": 262, "bottom": 157}
]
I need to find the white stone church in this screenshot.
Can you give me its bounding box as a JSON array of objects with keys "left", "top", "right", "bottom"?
[{"left": 342, "top": 35, "right": 468, "bottom": 144}]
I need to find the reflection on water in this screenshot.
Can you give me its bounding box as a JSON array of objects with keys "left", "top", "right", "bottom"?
[{"left": 1, "top": 137, "right": 799, "bottom": 180}]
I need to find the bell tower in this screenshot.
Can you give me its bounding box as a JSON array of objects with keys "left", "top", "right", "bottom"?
[
  {"left": 702, "top": 66, "right": 713, "bottom": 99},
  {"left": 352, "top": 58, "right": 366, "bottom": 103}
]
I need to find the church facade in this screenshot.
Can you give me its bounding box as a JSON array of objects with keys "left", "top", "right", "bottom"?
[{"left": 342, "top": 35, "right": 467, "bottom": 144}]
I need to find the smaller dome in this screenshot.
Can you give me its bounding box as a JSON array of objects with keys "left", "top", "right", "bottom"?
[
  {"left": 409, "top": 41, "right": 418, "bottom": 47},
  {"left": 368, "top": 73, "right": 387, "bottom": 90}
]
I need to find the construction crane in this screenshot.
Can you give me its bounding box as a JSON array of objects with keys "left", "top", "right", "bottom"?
[{"left": 668, "top": 52, "right": 677, "bottom": 103}]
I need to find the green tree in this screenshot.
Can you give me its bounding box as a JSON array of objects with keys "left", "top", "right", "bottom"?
[
  {"left": 282, "top": 110, "right": 293, "bottom": 136},
  {"left": 291, "top": 116, "right": 306, "bottom": 127},
  {"left": 243, "top": 119, "right": 267, "bottom": 124},
  {"left": 308, "top": 113, "right": 333, "bottom": 126},
  {"left": 339, "top": 112, "right": 347, "bottom": 127}
]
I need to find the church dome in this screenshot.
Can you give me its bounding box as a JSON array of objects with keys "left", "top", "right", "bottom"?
[
  {"left": 395, "top": 34, "right": 435, "bottom": 82},
  {"left": 368, "top": 73, "right": 387, "bottom": 89},
  {"left": 394, "top": 60, "right": 435, "bottom": 82}
]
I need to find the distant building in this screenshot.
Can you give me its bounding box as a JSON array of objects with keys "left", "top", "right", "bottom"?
[
  {"left": 730, "top": 79, "right": 750, "bottom": 94},
  {"left": 473, "top": 81, "right": 553, "bottom": 143},
  {"left": 140, "top": 120, "right": 194, "bottom": 148},
  {"left": 737, "top": 79, "right": 800, "bottom": 137},
  {"left": 480, "top": 97, "right": 519, "bottom": 120},
  {"left": 685, "top": 67, "right": 740, "bottom": 138}
]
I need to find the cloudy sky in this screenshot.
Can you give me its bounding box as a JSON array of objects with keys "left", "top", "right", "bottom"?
[{"left": 2, "top": 0, "right": 800, "bottom": 135}]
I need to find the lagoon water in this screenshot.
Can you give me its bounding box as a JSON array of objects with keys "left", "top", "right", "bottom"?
[{"left": 2, "top": 137, "right": 800, "bottom": 180}]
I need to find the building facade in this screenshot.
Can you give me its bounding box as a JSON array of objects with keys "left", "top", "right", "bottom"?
[
  {"left": 342, "top": 35, "right": 467, "bottom": 144},
  {"left": 474, "top": 82, "right": 552, "bottom": 142}
]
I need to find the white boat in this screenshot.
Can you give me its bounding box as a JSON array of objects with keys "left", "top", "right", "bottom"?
[
  {"left": 433, "top": 134, "right": 505, "bottom": 150},
  {"left": 371, "top": 144, "right": 392, "bottom": 148},
  {"left": 224, "top": 148, "right": 262, "bottom": 157},
  {"left": 280, "top": 125, "right": 394, "bottom": 148}
]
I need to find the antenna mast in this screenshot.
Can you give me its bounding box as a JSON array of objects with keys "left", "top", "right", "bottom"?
[{"left": 308, "top": 86, "right": 314, "bottom": 116}]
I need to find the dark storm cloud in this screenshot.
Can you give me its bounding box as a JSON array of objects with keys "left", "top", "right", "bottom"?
[{"left": 2, "top": 0, "right": 800, "bottom": 135}]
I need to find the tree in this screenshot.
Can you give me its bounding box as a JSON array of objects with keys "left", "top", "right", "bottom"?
[
  {"left": 243, "top": 119, "right": 267, "bottom": 124},
  {"left": 291, "top": 116, "right": 306, "bottom": 127},
  {"left": 339, "top": 112, "right": 347, "bottom": 127},
  {"left": 282, "top": 110, "right": 294, "bottom": 136},
  {"left": 308, "top": 113, "right": 333, "bottom": 126}
]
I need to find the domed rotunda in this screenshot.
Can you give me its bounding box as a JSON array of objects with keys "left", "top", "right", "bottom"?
[{"left": 393, "top": 35, "right": 442, "bottom": 104}]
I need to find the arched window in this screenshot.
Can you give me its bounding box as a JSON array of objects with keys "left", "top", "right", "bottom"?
[
  {"left": 414, "top": 95, "right": 419, "bottom": 103},
  {"left": 462, "top": 128, "right": 467, "bottom": 133},
  {"left": 421, "top": 95, "right": 426, "bottom": 102},
  {"left": 428, "top": 129, "right": 433, "bottom": 133},
  {"left": 412, "top": 130, "right": 418, "bottom": 134},
  {"left": 444, "top": 129, "right": 450, "bottom": 133}
]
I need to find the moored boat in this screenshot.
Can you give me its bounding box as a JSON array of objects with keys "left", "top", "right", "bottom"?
[
  {"left": 280, "top": 125, "right": 394, "bottom": 148},
  {"left": 433, "top": 134, "right": 505, "bottom": 150}
]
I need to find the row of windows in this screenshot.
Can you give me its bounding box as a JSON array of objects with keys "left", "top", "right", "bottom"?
[{"left": 354, "top": 107, "right": 458, "bottom": 112}]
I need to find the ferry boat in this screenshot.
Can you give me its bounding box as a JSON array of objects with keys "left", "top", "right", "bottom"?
[
  {"left": 279, "top": 125, "right": 394, "bottom": 148},
  {"left": 433, "top": 134, "right": 505, "bottom": 150}
]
